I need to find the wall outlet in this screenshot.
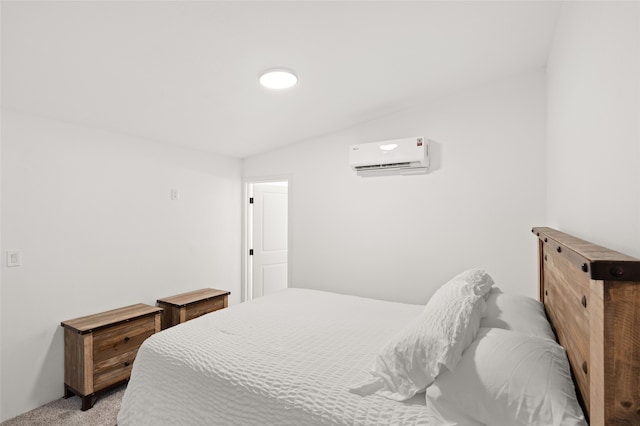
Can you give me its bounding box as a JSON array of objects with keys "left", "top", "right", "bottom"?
[
  {"left": 7, "top": 250, "right": 21, "bottom": 267},
  {"left": 170, "top": 188, "right": 179, "bottom": 201}
]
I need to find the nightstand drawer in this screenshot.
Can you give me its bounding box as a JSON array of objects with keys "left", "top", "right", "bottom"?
[
  {"left": 184, "top": 297, "right": 225, "bottom": 321},
  {"left": 93, "top": 349, "right": 137, "bottom": 391},
  {"left": 157, "top": 288, "right": 230, "bottom": 329},
  {"left": 93, "top": 316, "right": 156, "bottom": 363}
]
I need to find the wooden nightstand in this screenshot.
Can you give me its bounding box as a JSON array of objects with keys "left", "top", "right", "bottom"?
[
  {"left": 157, "top": 288, "right": 230, "bottom": 330},
  {"left": 61, "top": 303, "right": 162, "bottom": 410}
]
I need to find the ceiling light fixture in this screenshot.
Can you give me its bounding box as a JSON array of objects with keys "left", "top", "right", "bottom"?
[{"left": 259, "top": 69, "right": 298, "bottom": 89}]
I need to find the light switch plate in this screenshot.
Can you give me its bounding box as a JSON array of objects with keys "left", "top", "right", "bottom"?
[{"left": 7, "top": 250, "right": 21, "bottom": 267}]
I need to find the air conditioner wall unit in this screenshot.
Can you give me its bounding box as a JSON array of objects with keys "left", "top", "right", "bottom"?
[{"left": 349, "top": 137, "right": 429, "bottom": 176}]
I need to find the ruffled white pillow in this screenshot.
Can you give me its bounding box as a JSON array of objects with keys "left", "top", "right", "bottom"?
[
  {"left": 426, "top": 328, "right": 587, "bottom": 426},
  {"left": 349, "top": 269, "right": 494, "bottom": 401},
  {"left": 434, "top": 268, "right": 495, "bottom": 298}
]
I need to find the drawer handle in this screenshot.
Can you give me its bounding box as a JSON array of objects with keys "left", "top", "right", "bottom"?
[
  {"left": 124, "top": 336, "right": 130, "bottom": 342},
  {"left": 124, "top": 361, "right": 131, "bottom": 367}
]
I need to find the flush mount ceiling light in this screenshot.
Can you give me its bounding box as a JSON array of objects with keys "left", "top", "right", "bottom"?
[{"left": 259, "top": 69, "right": 298, "bottom": 89}]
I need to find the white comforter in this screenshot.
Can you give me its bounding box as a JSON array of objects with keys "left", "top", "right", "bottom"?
[{"left": 117, "top": 288, "right": 432, "bottom": 425}]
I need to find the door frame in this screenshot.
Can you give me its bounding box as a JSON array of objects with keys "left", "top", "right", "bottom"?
[{"left": 242, "top": 175, "right": 291, "bottom": 302}]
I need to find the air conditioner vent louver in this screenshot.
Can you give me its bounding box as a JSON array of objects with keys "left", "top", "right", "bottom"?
[
  {"left": 349, "top": 137, "right": 429, "bottom": 176},
  {"left": 354, "top": 162, "right": 412, "bottom": 170}
]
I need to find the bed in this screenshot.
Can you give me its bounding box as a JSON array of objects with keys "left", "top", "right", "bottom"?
[{"left": 117, "top": 228, "right": 640, "bottom": 425}]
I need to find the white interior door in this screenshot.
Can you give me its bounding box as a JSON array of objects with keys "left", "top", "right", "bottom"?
[{"left": 251, "top": 182, "right": 288, "bottom": 298}]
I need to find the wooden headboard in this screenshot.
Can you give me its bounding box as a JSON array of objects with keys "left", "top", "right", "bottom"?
[{"left": 532, "top": 227, "right": 640, "bottom": 426}]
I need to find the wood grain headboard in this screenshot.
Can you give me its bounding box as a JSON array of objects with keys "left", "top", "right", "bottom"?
[{"left": 532, "top": 227, "right": 640, "bottom": 426}]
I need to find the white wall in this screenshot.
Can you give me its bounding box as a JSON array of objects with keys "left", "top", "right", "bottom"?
[
  {"left": 0, "top": 110, "right": 242, "bottom": 421},
  {"left": 244, "top": 71, "right": 547, "bottom": 304},
  {"left": 547, "top": 1, "right": 640, "bottom": 257}
]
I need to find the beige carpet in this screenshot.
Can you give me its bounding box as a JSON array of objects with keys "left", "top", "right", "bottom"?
[{"left": 1, "top": 385, "right": 125, "bottom": 426}]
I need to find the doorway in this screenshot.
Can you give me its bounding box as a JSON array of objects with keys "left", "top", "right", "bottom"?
[{"left": 243, "top": 179, "right": 289, "bottom": 301}]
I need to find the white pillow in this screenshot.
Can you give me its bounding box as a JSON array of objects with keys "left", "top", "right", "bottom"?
[
  {"left": 426, "top": 328, "right": 587, "bottom": 426},
  {"left": 480, "top": 288, "right": 555, "bottom": 340},
  {"left": 349, "top": 269, "right": 493, "bottom": 401}
]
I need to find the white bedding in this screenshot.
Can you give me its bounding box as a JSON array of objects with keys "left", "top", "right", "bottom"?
[{"left": 117, "top": 288, "right": 432, "bottom": 426}]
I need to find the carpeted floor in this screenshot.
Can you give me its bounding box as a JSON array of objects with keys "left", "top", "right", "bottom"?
[{"left": 1, "top": 385, "right": 125, "bottom": 426}]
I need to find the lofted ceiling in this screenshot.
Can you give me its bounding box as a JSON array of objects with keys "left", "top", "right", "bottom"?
[{"left": 1, "top": 1, "right": 561, "bottom": 158}]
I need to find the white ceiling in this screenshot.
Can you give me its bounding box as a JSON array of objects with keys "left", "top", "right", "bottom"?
[{"left": 1, "top": 1, "right": 561, "bottom": 158}]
